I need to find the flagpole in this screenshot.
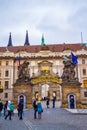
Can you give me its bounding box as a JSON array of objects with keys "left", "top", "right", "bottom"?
[{"left": 81, "top": 32, "right": 83, "bottom": 45}]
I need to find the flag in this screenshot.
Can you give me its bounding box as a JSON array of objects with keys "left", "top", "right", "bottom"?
[
  {"left": 71, "top": 52, "right": 78, "bottom": 65},
  {"left": 18, "top": 54, "right": 21, "bottom": 66}
]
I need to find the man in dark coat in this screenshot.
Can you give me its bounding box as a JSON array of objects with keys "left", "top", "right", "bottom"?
[
  {"left": 33, "top": 99, "right": 37, "bottom": 119},
  {"left": 18, "top": 98, "right": 24, "bottom": 120},
  {"left": 46, "top": 96, "right": 49, "bottom": 108},
  {"left": 0, "top": 99, "right": 3, "bottom": 117},
  {"left": 52, "top": 96, "right": 56, "bottom": 108},
  {"left": 70, "top": 96, "right": 74, "bottom": 109}
]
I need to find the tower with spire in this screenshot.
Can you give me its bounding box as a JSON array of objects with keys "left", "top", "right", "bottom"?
[
  {"left": 24, "top": 30, "right": 30, "bottom": 46},
  {"left": 7, "top": 32, "right": 13, "bottom": 46},
  {"left": 41, "top": 34, "right": 45, "bottom": 46}
]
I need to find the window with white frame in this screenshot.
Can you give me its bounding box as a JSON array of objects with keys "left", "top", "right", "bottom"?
[
  {"left": 0, "top": 61, "right": 1, "bottom": 66},
  {"left": 83, "top": 80, "right": 87, "bottom": 88},
  {"left": 0, "top": 70, "right": 1, "bottom": 77},
  {"left": 4, "top": 93, "right": 8, "bottom": 98},
  {"left": 5, "top": 70, "right": 9, "bottom": 77},
  {"left": 4, "top": 81, "right": 9, "bottom": 89},
  {"left": 0, "top": 81, "right": 1, "bottom": 86},
  {"left": 82, "top": 59, "right": 85, "bottom": 64},
  {"left": 6, "top": 61, "right": 9, "bottom": 66},
  {"left": 84, "top": 92, "right": 87, "bottom": 97},
  {"left": 83, "top": 69, "right": 86, "bottom": 76}
]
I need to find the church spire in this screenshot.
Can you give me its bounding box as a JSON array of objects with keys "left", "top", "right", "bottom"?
[
  {"left": 24, "top": 30, "right": 30, "bottom": 46},
  {"left": 41, "top": 34, "right": 45, "bottom": 46},
  {"left": 7, "top": 32, "right": 13, "bottom": 46}
]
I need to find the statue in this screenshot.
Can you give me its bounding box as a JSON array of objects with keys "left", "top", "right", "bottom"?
[
  {"left": 18, "top": 60, "right": 30, "bottom": 82},
  {"left": 61, "top": 60, "right": 76, "bottom": 82}
]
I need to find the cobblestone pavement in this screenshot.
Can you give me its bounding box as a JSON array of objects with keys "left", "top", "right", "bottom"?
[{"left": 0, "top": 107, "right": 87, "bottom": 130}]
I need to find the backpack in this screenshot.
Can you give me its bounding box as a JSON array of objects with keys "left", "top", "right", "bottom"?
[{"left": 9, "top": 104, "right": 14, "bottom": 111}]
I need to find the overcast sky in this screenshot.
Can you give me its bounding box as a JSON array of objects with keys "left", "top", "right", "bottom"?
[{"left": 0, "top": 0, "right": 87, "bottom": 46}]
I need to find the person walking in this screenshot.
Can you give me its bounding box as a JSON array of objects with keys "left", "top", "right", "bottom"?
[
  {"left": 5, "top": 100, "right": 12, "bottom": 120},
  {"left": 10, "top": 102, "right": 14, "bottom": 116},
  {"left": 4, "top": 101, "right": 8, "bottom": 116},
  {"left": 18, "top": 97, "right": 24, "bottom": 120},
  {"left": 37, "top": 99, "right": 43, "bottom": 119},
  {"left": 0, "top": 99, "right": 3, "bottom": 117},
  {"left": 52, "top": 96, "right": 56, "bottom": 108},
  {"left": 46, "top": 96, "right": 49, "bottom": 108},
  {"left": 33, "top": 99, "right": 37, "bottom": 119}
]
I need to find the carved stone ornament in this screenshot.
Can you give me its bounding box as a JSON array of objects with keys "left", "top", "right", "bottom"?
[{"left": 61, "top": 60, "right": 76, "bottom": 82}]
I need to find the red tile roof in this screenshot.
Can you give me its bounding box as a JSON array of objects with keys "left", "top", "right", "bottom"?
[{"left": 0, "top": 43, "right": 86, "bottom": 53}]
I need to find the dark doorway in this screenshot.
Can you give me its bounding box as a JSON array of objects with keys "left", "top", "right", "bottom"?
[{"left": 68, "top": 94, "right": 76, "bottom": 109}]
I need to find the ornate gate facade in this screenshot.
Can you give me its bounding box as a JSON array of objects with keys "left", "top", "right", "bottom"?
[{"left": 31, "top": 71, "right": 62, "bottom": 101}]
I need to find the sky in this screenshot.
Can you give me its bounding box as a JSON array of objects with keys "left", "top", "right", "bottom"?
[{"left": 0, "top": 0, "right": 87, "bottom": 46}]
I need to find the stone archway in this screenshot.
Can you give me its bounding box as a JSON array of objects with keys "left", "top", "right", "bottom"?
[
  {"left": 68, "top": 94, "right": 76, "bottom": 109},
  {"left": 18, "top": 94, "right": 26, "bottom": 109}
]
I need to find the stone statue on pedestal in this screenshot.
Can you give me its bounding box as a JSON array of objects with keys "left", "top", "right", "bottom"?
[
  {"left": 61, "top": 60, "right": 76, "bottom": 82},
  {"left": 17, "top": 60, "right": 30, "bottom": 83}
]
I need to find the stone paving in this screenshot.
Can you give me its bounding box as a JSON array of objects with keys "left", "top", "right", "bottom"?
[{"left": 0, "top": 101, "right": 87, "bottom": 130}]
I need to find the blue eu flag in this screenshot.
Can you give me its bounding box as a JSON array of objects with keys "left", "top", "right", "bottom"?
[{"left": 71, "top": 52, "right": 78, "bottom": 65}]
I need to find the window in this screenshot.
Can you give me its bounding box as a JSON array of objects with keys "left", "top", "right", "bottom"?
[
  {"left": 83, "top": 80, "right": 87, "bottom": 88},
  {"left": 5, "top": 81, "right": 9, "bottom": 89},
  {"left": 82, "top": 59, "right": 85, "bottom": 64},
  {"left": 5, "top": 70, "right": 9, "bottom": 77},
  {"left": 84, "top": 92, "right": 87, "bottom": 97},
  {"left": 0, "top": 81, "right": 1, "bottom": 88},
  {"left": 6, "top": 61, "right": 9, "bottom": 66},
  {"left": 0, "top": 70, "right": 1, "bottom": 77},
  {"left": 0, "top": 61, "right": 1, "bottom": 66},
  {"left": 4, "top": 93, "right": 8, "bottom": 98},
  {"left": 83, "top": 69, "right": 86, "bottom": 75}
]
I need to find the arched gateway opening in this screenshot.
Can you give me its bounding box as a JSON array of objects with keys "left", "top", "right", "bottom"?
[
  {"left": 41, "top": 84, "right": 49, "bottom": 100},
  {"left": 32, "top": 71, "right": 62, "bottom": 108}
]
